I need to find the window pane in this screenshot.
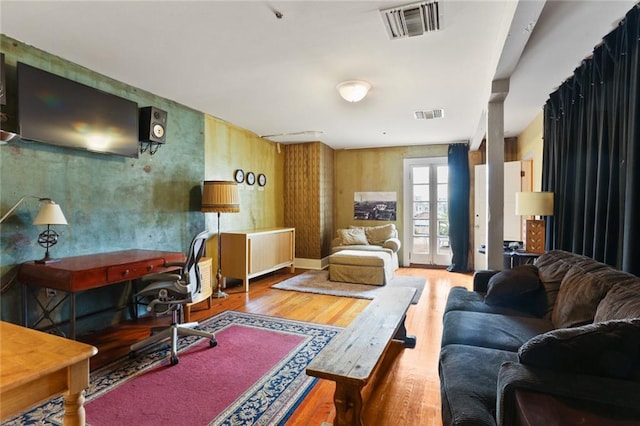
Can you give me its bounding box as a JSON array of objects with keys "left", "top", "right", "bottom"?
[
  {"left": 414, "top": 184, "right": 429, "bottom": 201},
  {"left": 437, "top": 219, "right": 449, "bottom": 237},
  {"left": 437, "top": 166, "right": 448, "bottom": 184},
  {"left": 413, "top": 237, "right": 429, "bottom": 254},
  {"left": 437, "top": 184, "right": 448, "bottom": 201},
  {"left": 413, "top": 220, "right": 429, "bottom": 236},
  {"left": 438, "top": 238, "right": 451, "bottom": 255},
  {"left": 413, "top": 202, "right": 429, "bottom": 219},
  {"left": 437, "top": 201, "right": 448, "bottom": 219},
  {"left": 413, "top": 166, "right": 429, "bottom": 184}
]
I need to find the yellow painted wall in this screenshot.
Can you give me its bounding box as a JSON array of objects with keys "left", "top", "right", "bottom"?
[
  {"left": 334, "top": 144, "right": 449, "bottom": 264},
  {"left": 517, "top": 112, "right": 544, "bottom": 191},
  {"left": 203, "top": 115, "right": 285, "bottom": 257}
]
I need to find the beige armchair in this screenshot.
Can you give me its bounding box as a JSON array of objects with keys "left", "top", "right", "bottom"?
[{"left": 331, "top": 224, "right": 401, "bottom": 270}]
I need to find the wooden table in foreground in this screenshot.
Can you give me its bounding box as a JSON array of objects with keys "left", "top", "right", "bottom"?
[{"left": 0, "top": 321, "right": 97, "bottom": 425}]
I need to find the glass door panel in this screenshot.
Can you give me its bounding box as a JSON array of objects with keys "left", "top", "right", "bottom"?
[{"left": 406, "top": 160, "right": 450, "bottom": 266}]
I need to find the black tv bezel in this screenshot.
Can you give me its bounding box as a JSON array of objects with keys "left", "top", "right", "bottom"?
[{"left": 17, "top": 62, "right": 140, "bottom": 158}]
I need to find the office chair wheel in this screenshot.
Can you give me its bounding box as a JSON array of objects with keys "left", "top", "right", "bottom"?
[
  {"left": 209, "top": 338, "right": 217, "bottom": 348},
  {"left": 170, "top": 354, "right": 179, "bottom": 365}
]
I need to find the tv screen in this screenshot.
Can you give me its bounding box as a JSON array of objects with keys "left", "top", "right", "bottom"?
[{"left": 18, "top": 62, "right": 139, "bottom": 158}]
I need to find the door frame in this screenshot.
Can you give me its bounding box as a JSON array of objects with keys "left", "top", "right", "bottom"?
[{"left": 402, "top": 157, "right": 448, "bottom": 267}]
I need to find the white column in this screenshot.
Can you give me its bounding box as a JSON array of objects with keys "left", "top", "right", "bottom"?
[{"left": 486, "top": 79, "right": 509, "bottom": 270}]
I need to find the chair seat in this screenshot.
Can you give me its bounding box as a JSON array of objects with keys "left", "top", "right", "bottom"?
[{"left": 129, "top": 230, "right": 217, "bottom": 365}]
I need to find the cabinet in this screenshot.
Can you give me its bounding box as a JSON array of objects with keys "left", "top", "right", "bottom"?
[{"left": 221, "top": 228, "right": 295, "bottom": 292}]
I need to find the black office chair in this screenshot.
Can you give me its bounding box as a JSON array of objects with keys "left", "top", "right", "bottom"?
[{"left": 129, "top": 230, "right": 217, "bottom": 365}]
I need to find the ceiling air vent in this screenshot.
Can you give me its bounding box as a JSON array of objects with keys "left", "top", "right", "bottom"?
[
  {"left": 414, "top": 109, "right": 444, "bottom": 120},
  {"left": 380, "top": 1, "right": 441, "bottom": 40}
]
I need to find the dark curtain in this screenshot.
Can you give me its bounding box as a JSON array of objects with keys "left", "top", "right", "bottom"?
[
  {"left": 447, "top": 143, "right": 470, "bottom": 272},
  {"left": 543, "top": 4, "right": 640, "bottom": 275}
]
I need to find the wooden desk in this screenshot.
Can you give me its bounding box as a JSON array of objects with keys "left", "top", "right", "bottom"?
[
  {"left": 0, "top": 321, "right": 97, "bottom": 425},
  {"left": 18, "top": 249, "right": 185, "bottom": 339}
]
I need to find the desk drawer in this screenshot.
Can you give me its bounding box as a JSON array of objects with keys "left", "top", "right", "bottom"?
[{"left": 106, "top": 259, "right": 168, "bottom": 282}]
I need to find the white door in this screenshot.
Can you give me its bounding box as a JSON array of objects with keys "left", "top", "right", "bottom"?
[
  {"left": 474, "top": 165, "right": 488, "bottom": 270},
  {"left": 474, "top": 161, "right": 525, "bottom": 270},
  {"left": 403, "top": 158, "right": 450, "bottom": 266}
]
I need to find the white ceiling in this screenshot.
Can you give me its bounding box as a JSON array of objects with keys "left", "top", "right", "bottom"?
[{"left": 1, "top": 0, "right": 636, "bottom": 150}]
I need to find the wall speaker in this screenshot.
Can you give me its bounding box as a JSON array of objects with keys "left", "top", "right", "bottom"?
[{"left": 139, "top": 106, "right": 167, "bottom": 144}]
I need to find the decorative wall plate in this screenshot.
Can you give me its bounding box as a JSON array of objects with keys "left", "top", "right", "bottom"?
[
  {"left": 258, "top": 173, "right": 267, "bottom": 187},
  {"left": 234, "top": 169, "right": 245, "bottom": 183},
  {"left": 246, "top": 172, "right": 256, "bottom": 185}
]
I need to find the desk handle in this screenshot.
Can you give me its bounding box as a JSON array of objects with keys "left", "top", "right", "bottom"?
[
  {"left": 147, "top": 265, "right": 154, "bottom": 272},
  {"left": 121, "top": 269, "right": 130, "bottom": 277}
]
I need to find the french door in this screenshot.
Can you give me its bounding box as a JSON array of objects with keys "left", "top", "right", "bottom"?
[{"left": 403, "top": 158, "right": 450, "bottom": 266}]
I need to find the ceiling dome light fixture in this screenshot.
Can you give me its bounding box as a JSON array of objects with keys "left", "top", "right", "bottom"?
[{"left": 336, "top": 80, "right": 371, "bottom": 102}]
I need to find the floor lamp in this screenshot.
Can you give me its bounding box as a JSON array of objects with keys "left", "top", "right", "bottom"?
[
  {"left": 516, "top": 192, "right": 554, "bottom": 254},
  {"left": 201, "top": 180, "right": 240, "bottom": 298}
]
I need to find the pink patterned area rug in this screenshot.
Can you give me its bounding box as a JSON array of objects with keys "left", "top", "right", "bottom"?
[{"left": 6, "top": 311, "right": 342, "bottom": 426}]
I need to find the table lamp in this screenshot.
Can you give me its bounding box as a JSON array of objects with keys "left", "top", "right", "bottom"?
[
  {"left": 201, "top": 180, "right": 240, "bottom": 298},
  {"left": 33, "top": 200, "right": 68, "bottom": 264},
  {"left": 515, "top": 191, "right": 554, "bottom": 254}
]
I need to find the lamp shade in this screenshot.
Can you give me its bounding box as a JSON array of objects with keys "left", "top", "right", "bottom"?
[
  {"left": 33, "top": 201, "right": 68, "bottom": 225},
  {"left": 201, "top": 181, "right": 240, "bottom": 213},
  {"left": 336, "top": 80, "right": 371, "bottom": 102},
  {"left": 515, "top": 192, "right": 554, "bottom": 216}
]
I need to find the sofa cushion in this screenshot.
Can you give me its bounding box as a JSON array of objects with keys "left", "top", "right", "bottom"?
[
  {"left": 534, "top": 250, "right": 607, "bottom": 319},
  {"left": 329, "top": 249, "right": 388, "bottom": 267},
  {"left": 337, "top": 228, "right": 368, "bottom": 245},
  {"left": 351, "top": 224, "right": 396, "bottom": 245},
  {"left": 441, "top": 310, "right": 554, "bottom": 352},
  {"left": 519, "top": 319, "right": 640, "bottom": 380},
  {"left": 595, "top": 280, "right": 640, "bottom": 322},
  {"left": 331, "top": 244, "right": 392, "bottom": 256},
  {"left": 440, "top": 344, "right": 518, "bottom": 426},
  {"left": 552, "top": 265, "right": 628, "bottom": 328},
  {"left": 484, "top": 265, "right": 546, "bottom": 317},
  {"left": 445, "top": 287, "right": 538, "bottom": 317},
  {"left": 535, "top": 250, "right": 585, "bottom": 319}
]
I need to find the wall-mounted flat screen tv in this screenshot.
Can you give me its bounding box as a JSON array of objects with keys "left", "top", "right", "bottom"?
[{"left": 18, "top": 62, "right": 139, "bottom": 158}]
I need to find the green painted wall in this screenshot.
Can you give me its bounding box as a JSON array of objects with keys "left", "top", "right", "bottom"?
[{"left": 0, "top": 36, "right": 205, "bottom": 334}]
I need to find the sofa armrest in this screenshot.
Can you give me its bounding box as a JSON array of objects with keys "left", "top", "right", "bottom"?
[
  {"left": 472, "top": 270, "right": 500, "bottom": 293},
  {"left": 382, "top": 237, "right": 401, "bottom": 253},
  {"left": 496, "top": 362, "right": 640, "bottom": 425}
]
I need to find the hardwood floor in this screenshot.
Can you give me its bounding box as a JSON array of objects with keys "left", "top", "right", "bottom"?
[{"left": 83, "top": 267, "right": 473, "bottom": 426}]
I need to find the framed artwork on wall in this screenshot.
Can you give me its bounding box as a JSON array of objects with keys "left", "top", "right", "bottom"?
[{"left": 354, "top": 192, "right": 397, "bottom": 221}]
